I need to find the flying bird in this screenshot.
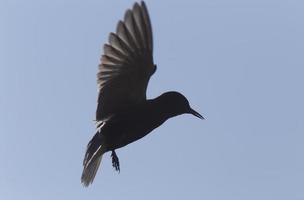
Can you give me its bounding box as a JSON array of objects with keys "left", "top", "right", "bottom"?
[{"left": 81, "top": 1, "right": 204, "bottom": 186}]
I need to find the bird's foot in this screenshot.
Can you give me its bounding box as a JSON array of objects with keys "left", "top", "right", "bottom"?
[{"left": 111, "top": 150, "right": 120, "bottom": 173}]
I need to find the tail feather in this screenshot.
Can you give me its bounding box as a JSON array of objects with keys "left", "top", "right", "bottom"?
[
  {"left": 81, "top": 154, "right": 103, "bottom": 187},
  {"left": 81, "top": 127, "right": 106, "bottom": 187}
]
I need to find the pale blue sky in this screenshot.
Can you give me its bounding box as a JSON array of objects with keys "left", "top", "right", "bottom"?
[{"left": 1, "top": 0, "right": 304, "bottom": 199}]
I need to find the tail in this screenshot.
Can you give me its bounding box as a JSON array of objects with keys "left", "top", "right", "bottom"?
[{"left": 81, "top": 126, "right": 106, "bottom": 187}]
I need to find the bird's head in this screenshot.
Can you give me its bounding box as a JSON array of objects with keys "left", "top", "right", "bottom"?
[{"left": 159, "top": 91, "right": 204, "bottom": 119}]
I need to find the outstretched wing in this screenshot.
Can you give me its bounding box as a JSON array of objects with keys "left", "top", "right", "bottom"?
[{"left": 96, "top": 1, "right": 155, "bottom": 120}]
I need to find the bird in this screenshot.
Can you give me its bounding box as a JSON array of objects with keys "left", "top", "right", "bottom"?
[{"left": 81, "top": 1, "right": 204, "bottom": 187}]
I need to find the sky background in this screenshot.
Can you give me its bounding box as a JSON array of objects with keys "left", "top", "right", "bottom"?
[{"left": 1, "top": 0, "right": 304, "bottom": 199}]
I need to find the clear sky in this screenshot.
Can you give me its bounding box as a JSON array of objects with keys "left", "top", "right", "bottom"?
[{"left": 1, "top": 0, "right": 304, "bottom": 199}]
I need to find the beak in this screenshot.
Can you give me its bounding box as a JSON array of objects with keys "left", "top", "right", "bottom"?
[{"left": 189, "top": 108, "right": 205, "bottom": 120}]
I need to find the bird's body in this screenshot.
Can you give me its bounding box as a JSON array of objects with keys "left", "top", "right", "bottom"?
[
  {"left": 81, "top": 1, "right": 203, "bottom": 187},
  {"left": 104, "top": 100, "right": 166, "bottom": 149}
]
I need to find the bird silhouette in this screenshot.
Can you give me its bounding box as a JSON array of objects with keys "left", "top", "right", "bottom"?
[{"left": 81, "top": 1, "right": 204, "bottom": 187}]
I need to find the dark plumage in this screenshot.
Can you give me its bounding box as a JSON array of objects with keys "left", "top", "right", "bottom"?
[{"left": 81, "top": 1, "right": 204, "bottom": 187}]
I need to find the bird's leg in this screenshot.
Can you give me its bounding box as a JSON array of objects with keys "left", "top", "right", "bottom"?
[{"left": 111, "top": 150, "right": 120, "bottom": 172}]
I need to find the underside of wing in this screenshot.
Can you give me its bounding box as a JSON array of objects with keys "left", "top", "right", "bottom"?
[{"left": 96, "top": 1, "right": 155, "bottom": 120}]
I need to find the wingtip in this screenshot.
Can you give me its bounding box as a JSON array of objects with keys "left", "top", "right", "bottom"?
[
  {"left": 140, "top": 1, "right": 147, "bottom": 8},
  {"left": 133, "top": 1, "right": 140, "bottom": 9}
]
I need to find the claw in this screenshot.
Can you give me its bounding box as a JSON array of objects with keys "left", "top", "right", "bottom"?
[{"left": 111, "top": 150, "right": 120, "bottom": 172}]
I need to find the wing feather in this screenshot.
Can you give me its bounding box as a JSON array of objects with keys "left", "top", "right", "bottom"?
[
  {"left": 108, "top": 33, "right": 133, "bottom": 58},
  {"left": 140, "top": 1, "right": 153, "bottom": 52},
  {"left": 96, "top": 1, "right": 155, "bottom": 120}
]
